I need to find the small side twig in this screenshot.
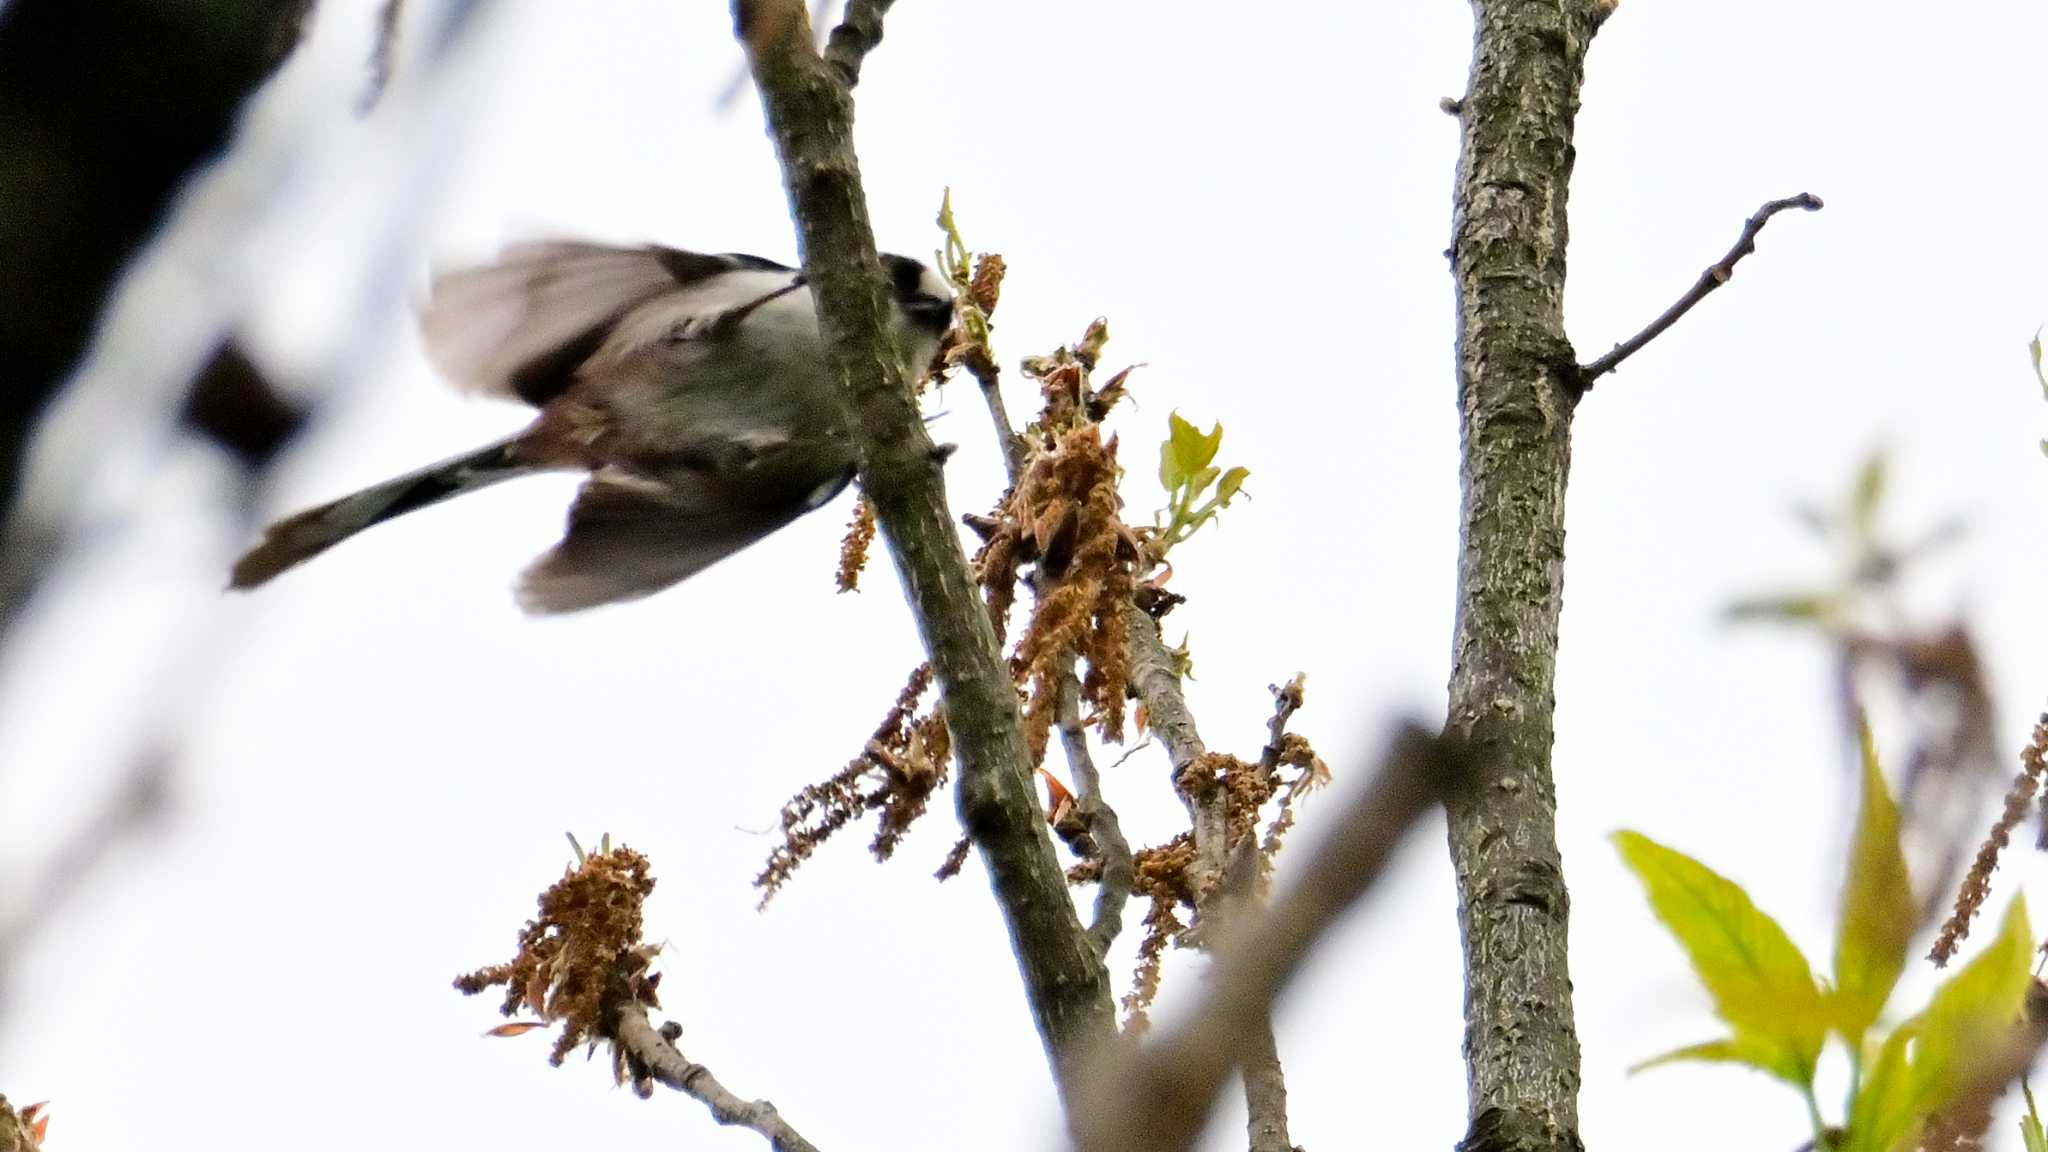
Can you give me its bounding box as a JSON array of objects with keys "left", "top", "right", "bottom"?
[
  {"left": 357, "top": 0, "right": 405, "bottom": 112},
  {"left": 0, "top": 754, "right": 169, "bottom": 983},
  {"left": 1123, "top": 604, "right": 1293, "bottom": 1149},
  {"left": 1071, "top": 725, "right": 1469, "bottom": 1152},
  {"left": 822, "top": 0, "right": 895, "bottom": 88},
  {"left": 613, "top": 1004, "right": 823, "bottom": 1152},
  {"left": 1058, "top": 656, "right": 1133, "bottom": 956},
  {"left": 1575, "top": 192, "right": 1824, "bottom": 388}
]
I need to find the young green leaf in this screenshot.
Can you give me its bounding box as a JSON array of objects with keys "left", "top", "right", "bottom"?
[
  {"left": 1168, "top": 412, "right": 1222, "bottom": 475},
  {"left": 1842, "top": 897, "right": 2033, "bottom": 1152},
  {"left": 1844, "top": 1023, "right": 1917, "bottom": 1152},
  {"left": 1832, "top": 716, "right": 1914, "bottom": 1044},
  {"left": 2031, "top": 328, "right": 2046, "bottom": 401},
  {"left": 2020, "top": 1080, "right": 2047, "bottom": 1152},
  {"left": 1216, "top": 466, "right": 1250, "bottom": 506},
  {"left": 1724, "top": 591, "right": 1842, "bottom": 626},
  {"left": 1902, "top": 896, "right": 2034, "bottom": 1123},
  {"left": 1613, "top": 830, "right": 1828, "bottom": 1086},
  {"left": 1629, "top": 1033, "right": 1802, "bottom": 1078},
  {"left": 1159, "top": 433, "right": 1186, "bottom": 491},
  {"left": 1850, "top": 449, "right": 1888, "bottom": 543}
]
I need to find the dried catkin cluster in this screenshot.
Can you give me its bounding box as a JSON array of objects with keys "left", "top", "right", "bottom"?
[
  {"left": 455, "top": 843, "right": 660, "bottom": 1069},
  {"left": 755, "top": 664, "right": 951, "bottom": 903},
  {"left": 761, "top": 319, "right": 1145, "bottom": 899},
  {"left": 1931, "top": 710, "right": 2048, "bottom": 965},
  {"left": 1001, "top": 420, "right": 1136, "bottom": 763}
]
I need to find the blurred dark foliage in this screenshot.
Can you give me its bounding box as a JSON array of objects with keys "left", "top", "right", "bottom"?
[{"left": 0, "top": 0, "right": 315, "bottom": 517}]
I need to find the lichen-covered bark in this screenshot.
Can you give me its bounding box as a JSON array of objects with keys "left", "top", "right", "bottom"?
[
  {"left": 735, "top": 0, "right": 1115, "bottom": 1104},
  {"left": 1444, "top": 2, "right": 1604, "bottom": 1150}
]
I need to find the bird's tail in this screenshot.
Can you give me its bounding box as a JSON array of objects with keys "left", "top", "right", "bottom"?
[{"left": 230, "top": 437, "right": 533, "bottom": 590}]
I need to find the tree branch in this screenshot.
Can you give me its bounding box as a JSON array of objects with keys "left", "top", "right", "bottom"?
[
  {"left": 822, "top": 0, "right": 895, "bottom": 89},
  {"left": 1124, "top": 604, "right": 1294, "bottom": 1150},
  {"left": 0, "top": 0, "right": 312, "bottom": 520},
  {"left": 1072, "top": 725, "right": 1469, "bottom": 1152},
  {"left": 613, "top": 1004, "right": 823, "bottom": 1152},
  {"left": 1576, "top": 193, "right": 1823, "bottom": 388},
  {"left": 1444, "top": 2, "right": 1604, "bottom": 1149},
  {"left": 734, "top": 0, "right": 1115, "bottom": 1103},
  {"left": 969, "top": 302, "right": 1132, "bottom": 959},
  {"left": 1056, "top": 655, "right": 1133, "bottom": 956}
]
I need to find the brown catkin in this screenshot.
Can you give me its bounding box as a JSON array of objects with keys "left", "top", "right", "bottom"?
[{"left": 1931, "top": 712, "right": 2048, "bottom": 966}]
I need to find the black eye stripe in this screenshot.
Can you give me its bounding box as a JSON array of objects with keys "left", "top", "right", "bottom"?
[{"left": 881, "top": 254, "right": 928, "bottom": 302}]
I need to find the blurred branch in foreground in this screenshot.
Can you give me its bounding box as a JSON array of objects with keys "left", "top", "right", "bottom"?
[
  {"left": 0, "top": 0, "right": 314, "bottom": 517},
  {"left": 1071, "top": 724, "right": 1468, "bottom": 1152}
]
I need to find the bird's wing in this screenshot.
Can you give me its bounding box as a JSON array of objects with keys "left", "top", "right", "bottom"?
[
  {"left": 515, "top": 467, "right": 828, "bottom": 615},
  {"left": 421, "top": 243, "right": 798, "bottom": 406}
]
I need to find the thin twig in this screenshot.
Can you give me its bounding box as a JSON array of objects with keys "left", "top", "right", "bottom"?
[
  {"left": 358, "top": 0, "right": 405, "bottom": 112},
  {"left": 0, "top": 754, "right": 169, "bottom": 981},
  {"left": 1123, "top": 604, "right": 1292, "bottom": 1147},
  {"left": 1057, "top": 656, "right": 1132, "bottom": 956},
  {"left": 966, "top": 265, "right": 1130, "bottom": 958},
  {"left": 822, "top": 0, "right": 895, "bottom": 88},
  {"left": 1125, "top": 606, "right": 1227, "bottom": 875},
  {"left": 613, "top": 1004, "right": 823, "bottom": 1152},
  {"left": 1576, "top": 193, "right": 1824, "bottom": 387},
  {"left": 1072, "top": 725, "right": 1468, "bottom": 1152},
  {"left": 967, "top": 351, "right": 1025, "bottom": 480}
]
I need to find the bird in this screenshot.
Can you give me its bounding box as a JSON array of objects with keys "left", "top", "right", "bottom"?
[{"left": 228, "top": 241, "right": 955, "bottom": 614}]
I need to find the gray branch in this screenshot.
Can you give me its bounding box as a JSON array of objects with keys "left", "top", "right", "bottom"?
[
  {"left": 822, "top": 0, "right": 895, "bottom": 88},
  {"left": 734, "top": 0, "right": 1115, "bottom": 1104},
  {"left": 1057, "top": 655, "right": 1133, "bottom": 956},
  {"left": 1124, "top": 604, "right": 1293, "bottom": 1151},
  {"left": 613, "top": 1005, "right": 822, "bottom": 1152},
  {"left": 1072, "top": 726, "right": 1469, "bottom": 1152},
  {"left": 1443, "top": 2, "right": 1606, "bottom": 1149},
  {"left": 1576, "top": 193, "right": 1824, "bottom": 387}
]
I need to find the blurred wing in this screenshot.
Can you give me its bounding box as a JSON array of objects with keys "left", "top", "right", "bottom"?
[
  {"left": 515, "top": 469, "right": 813, "bottom": 615},
  {"left": 421, "top": 243, "right": 797, "bottom": 406}
]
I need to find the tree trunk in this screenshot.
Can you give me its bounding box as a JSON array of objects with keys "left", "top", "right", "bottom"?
[{"left": 1443, "top": 2, "right": 1606, "bottom": 1150}]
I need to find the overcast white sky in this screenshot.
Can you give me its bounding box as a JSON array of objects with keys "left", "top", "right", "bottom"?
[{"left": 4, "top": 1, "right": 2048, "bottom": 1149}]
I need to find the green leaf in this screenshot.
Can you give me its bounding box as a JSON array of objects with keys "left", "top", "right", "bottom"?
[
  {"left": 1905, "top": 896, "right": 2033, "bottom": 1119},
  {"left": 1850, "top": 449, "right": 1887, "bottom": 542},
  {"left": 1167, "top": 412, "right": 1222, "bottom": 476},
  {"left": 1613, "top": 830, "right": 1827, "bottom": 1087},
  {"left": 1216, "top": 466, "right": 1250, "bottom": 506},
  {"left": 1845, "top": 1024, "right": 1917, "bottom": 1152},
  {"left": 2021, "top": 1080, "right": 2047, "bottom": 1152},
  {"left": 1843, "top": 898, "right": 2034, "bottom": 1152},
  {"left": 1832, "top": 716, "right": 1914, "bottom": 1044},
  {"left": 1726, "top": 591, "right": 1842, "bottom": 625},
  {"left": 1629, "top": 1033, "right": 1802, "bottom": 1078},
  {"left": 1159, "top": 422, "right": 1189, "bottom": 491},
  {"left": 2031, "top": 328, "right": 2046, "bottom": 401}
]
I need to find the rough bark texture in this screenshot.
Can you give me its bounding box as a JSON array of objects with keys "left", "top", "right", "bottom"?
[
  {"left": 1444, "top": 2, "right": 1603, "bottom": 1150},
  {"left": 0, "top": 0, "right": 313, "bottom": 517},
  {"left": 735, "top": 0, "right": 1116, "bottom": 1103}
]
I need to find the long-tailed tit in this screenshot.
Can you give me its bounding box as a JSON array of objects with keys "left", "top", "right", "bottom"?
[{"left": 230, "top": 242, "right": 953, "bottom": 613}]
